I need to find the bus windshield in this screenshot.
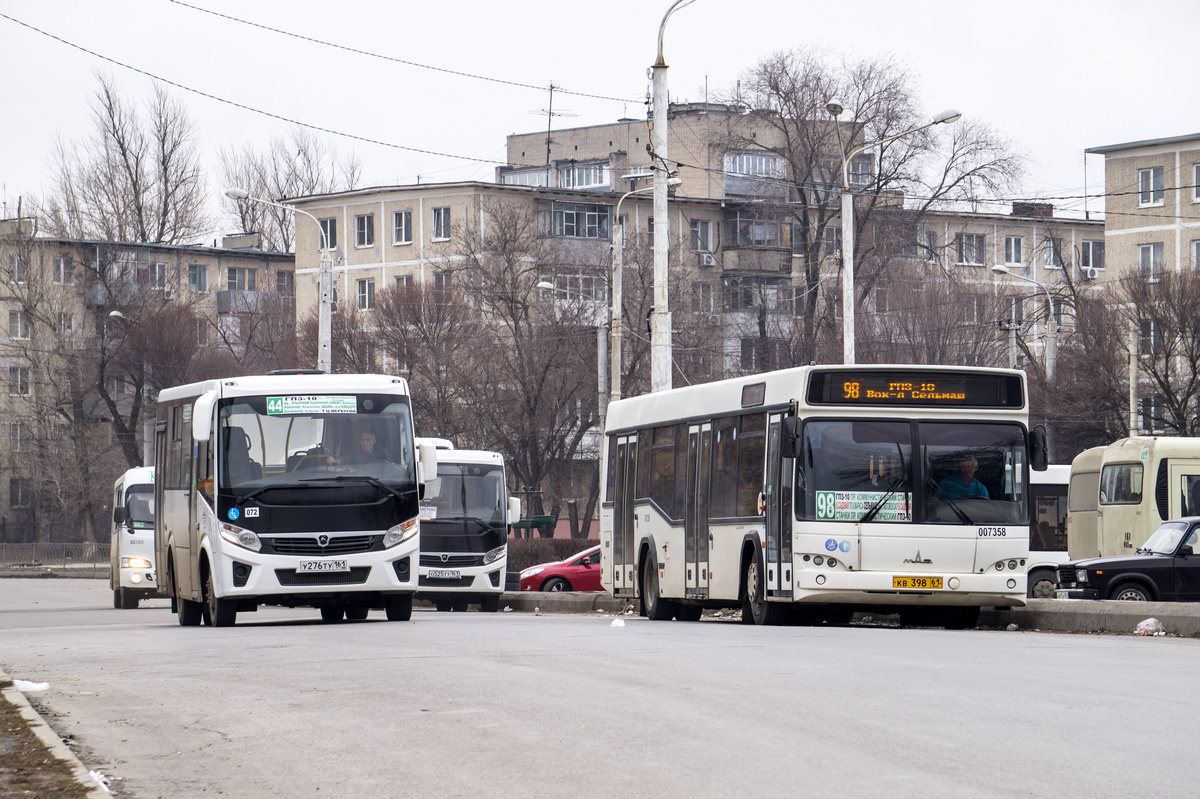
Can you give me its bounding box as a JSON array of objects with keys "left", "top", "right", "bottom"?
[
  {"left": 797, "top": 420, "right": 1028, "bottom": 525},
  {"left": 421, "top": 464, "right": 507, "bottom": 524},
  {"left": 125, "top": 486, "right": 155, "bottom": 525},
  {"left": 217, "top": 394, "right": 416, "bottom": 493}
]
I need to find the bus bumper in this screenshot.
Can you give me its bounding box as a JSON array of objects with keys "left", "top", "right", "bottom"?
[{"left": 794, "top": 570, "right": 1027, "bottom": 607}]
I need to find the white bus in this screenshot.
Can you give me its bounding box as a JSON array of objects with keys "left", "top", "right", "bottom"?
[
  {"left": 154, "top": 372, "right": 438, "bottom": 627},
  {"left": 111, "top": 466, "right": 157, "bottom": 608},
  {"left": 415, "top": 438, "right": 520, "bottom": 612},
  {"left": 601, "top": 365, "right": 1047, "bottom": 628},
  {"left": 1026, "top": 464, "right": 1069, "bottom": 598}
]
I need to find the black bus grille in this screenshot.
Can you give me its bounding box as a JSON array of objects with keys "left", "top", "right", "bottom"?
[
  {"left": 275, "top": 567, "right": 371, "bottom": 586},
  {"left": 265, "top": 535, "right": 378, "bottom": 556},
  {"left": 419, "top": 554, "right": 484, "bottom": 568},
  {"left": 418, "top": 575, "right": 475, "bottom": 588}
]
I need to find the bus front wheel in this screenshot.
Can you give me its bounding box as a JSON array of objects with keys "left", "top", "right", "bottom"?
[
  {"left": 203, "top": 570, "right": 237, "bottom": 627},
  {"left": 743, "top": 556, "right": 785, "bottom": 626},
  {"left": 386, "top": 594, "right": 413, "bottom": 621}
]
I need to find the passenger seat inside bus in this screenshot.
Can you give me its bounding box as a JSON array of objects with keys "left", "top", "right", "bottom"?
[{"left": 223, "top": 429, "right": 262, "bottom": 484}]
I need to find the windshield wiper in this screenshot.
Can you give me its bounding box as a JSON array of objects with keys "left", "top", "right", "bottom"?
[
  {"left": 300, "top": 475, "right": 410, "bottom": 504},
  {"left": 926, "top": 478, "right": 973, "bottom": 524},
  {"left": 860, "top": 477, "right": 906, "bottom": 523}
]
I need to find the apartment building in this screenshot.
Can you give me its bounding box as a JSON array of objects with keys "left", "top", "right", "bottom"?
[{"left": 0, "top": 219, "right": 294, "bottom": 540}]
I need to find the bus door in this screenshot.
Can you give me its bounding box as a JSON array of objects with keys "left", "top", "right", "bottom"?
[
  {"left": 765, "top": 413, "right": 793, "bottom": 598},
  {"left": 611, "top": 435, "right": 638, "bottom": 595},
  {"left": 1172, "top": 461, "right": 1200, "bottom": 517},
  {"left": 684, "top": 423, "right": 712, "bottom": 597}
]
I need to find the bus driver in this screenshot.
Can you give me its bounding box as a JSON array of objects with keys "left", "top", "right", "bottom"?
[
  {"left": 328, "top": 430, "right": 391, "bottom": 466},
  {"left": 936, "top": 456, "right": 989, "bottom": 501}
]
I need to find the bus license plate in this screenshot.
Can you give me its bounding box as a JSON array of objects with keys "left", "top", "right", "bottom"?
[
  {"left": 893, "top": 576, "right": 943, "bottom": 590},
  {"left": 297, "top": 559, "right": 349, "bottom": 573},
  {"left": 428, "top": 569, "right": 461, "bottom": 580}
]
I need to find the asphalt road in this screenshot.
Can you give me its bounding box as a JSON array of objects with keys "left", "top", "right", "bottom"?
[{"left": 3, "top": 579, "right": 1198, "bottom": 798}]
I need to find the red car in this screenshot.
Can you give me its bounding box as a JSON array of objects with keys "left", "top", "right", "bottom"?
[{"left": 519, "top": 545, "right": 603, "bottom": 592}]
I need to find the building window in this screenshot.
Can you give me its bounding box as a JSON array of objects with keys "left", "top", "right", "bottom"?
[
  {"left": 848, "top": 157, "right": 872, "bottom": 187},
  {"left": 558, "top": 163, "right": 609, "bottom": 189},
  {"left": 691, "top": 282, "right": 713, "bottom": 313},
  {"left": 690, "top": 219, "right": 711, "bottom": 252},
  {"left": 647, "top": 216, "right": 654, "bottom": 246},
  {"left": 824, "top": 225, "right": 842, "bottom": 255},
  {"left": 1138, "top": 243, "right": 1164, "bottom": 282},
  {"left": 394, "top": 211, "right": 412, "bottom": 245},
  {"left": 1138, "top": 167, "right": 1165, "bottom": 207},
  {"left": 501, "top": 169, "right": 550, "bottom": 187},
  {"left": 955, "top": 233, "right": 986, "bottom": 266},
  {"left": 1041, "top": 238, "right": 1063, "bottom": 269},
  {"left": 1140, "top": 395, "right": 1164, "bottom": 433},
  {"left": 1192, "top": 240, "right": 1200, "bottom": 271},
  {"left": 9, "top": 366, "right": 31, "bottom": 396},
  {"left": 8, "top": 310, "right": 28, "bottom": 340},
  {"left": 910, "top": 224, "right": 938, "bottom": 262},
  {"left": 189, "top": 264, "right": 208, "bottom": 292},
  {"left": 52, "top": 257, "right": 70, "bottom": 284},
  {"left": 1194, "top": 164, "right": 1200, "bottom": 203},
  {"left": 724, "top": 211, "right": 787, "bottom": 248},
  {"left": 356, "top": 214, "right": 375, "bottom": 247},
  {"left": 1081, "top": 240, "right": 1105, "bottom": 272},
  {"left": 433, "top": 271, "right": 452, "bottom": 291},
  {"left": 724, "top": 152, "right": 784, "bottom": 177},
  {"left": 551, "top": 203, "right": 611, "bottom": 240},
  {"left": 319, "top": 218, "right": 337, "bottom": 250},
  {"left": 432, "top": 207, "right": 451, "bottom": 241},
  {"left": 276, "top": 270, "right": 294, "bottom": 297},
  {"left": 1004, "top": 236, "right": 1023, "bottom": 265},
  {"left": 395, "top": 274, "right": 413, "bottom": 290},
  {"left": 57, "top": 313, "right": 74, "bottom": 335},
  {"left": 136, "top": 261, "right": 167, "bottom": 288},
  {"left": 357, "top": 278, "right": 375, "bottom": 310},
  {"left": 9, "top": 422, "right": 25, "bottom": 452},
  {"left": 1139, "top": 320, "right": 1163, "bottom": 356},
  {"left": 551, "top": 274, "right": 605, "bottom": 300},
  {"left": 1051, "top": 297, "right": 1065, "bottom": 328},
  {"left": 227, "top": 267, "right": 257, "bottom": 291},
  {"left": 9, "top": 478, "right": 29, "bottom": 508},
  {"left": 739, "top": 338, "right": 785, "bottom": 372},
  {"left": 1008, "top": 296, "right": 1024, "bottom": 327}
]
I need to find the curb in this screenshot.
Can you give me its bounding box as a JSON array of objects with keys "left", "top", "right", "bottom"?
[
  {"left": 500, "top": 591, "right": 630, "bottom": 614},
  {"left": 981, "top": 598, "right": 1200, "bottom": 636},
  {"left": 0, "top": 668, "right": 109, "bottom": 797}
]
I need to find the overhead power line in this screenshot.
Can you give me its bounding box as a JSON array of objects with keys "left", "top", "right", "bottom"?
[{"left": 167, "top": 0, "right": 641, "bottom": 105}]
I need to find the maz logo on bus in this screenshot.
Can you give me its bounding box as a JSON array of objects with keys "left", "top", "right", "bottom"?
[{"left": 977, "top": 527, "right": 1007, "bottom": 537}]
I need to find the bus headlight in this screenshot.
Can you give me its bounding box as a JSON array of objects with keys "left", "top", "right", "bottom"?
[
  {"left": 121, "top": 557, "right": 152, "bottom": 569},
  {"left": 220, "top": 523, "right": 262, "bottom": 552},
  {"left": 483, "top": 545, "right": 507, "bottom": 565},
  {"left": 383, "top": 519, "right": 419, "bottom": 548},
  {"left": 1075, "top": 568, "right": 1088, "bottom": 584}
]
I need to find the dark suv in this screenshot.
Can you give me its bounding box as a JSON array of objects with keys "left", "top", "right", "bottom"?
[{"left": 1056, "top": 518, "right": 1200, "bottom": 601}]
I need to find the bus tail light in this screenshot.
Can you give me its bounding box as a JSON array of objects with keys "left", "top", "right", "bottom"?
[{"left": 384, "top": 519, "right": 419, "bottom": 548}]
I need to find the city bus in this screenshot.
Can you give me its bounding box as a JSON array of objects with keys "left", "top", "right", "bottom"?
[
  {"left": 111, "top": 466, "right": 157, "bottom": 609},
  {"left": 415, "top": 438, "right": 520, "bottom": 612},
  {"left": 1066, "top": 436, "right": 1200, "bottom": 559},
  {"left": 1026, "top": 464, "right": 1069, "bottom": 598},
  {"left": 601, "top": 365, "right": 1047, "bottom": 628},
  {"left": 154, "top": 371, "right": 438, "bottom": 627}
]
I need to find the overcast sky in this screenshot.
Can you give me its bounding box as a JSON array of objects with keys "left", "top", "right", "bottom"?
[{"left": 2, "top": 0, "right": 1196, "bottom": 237}]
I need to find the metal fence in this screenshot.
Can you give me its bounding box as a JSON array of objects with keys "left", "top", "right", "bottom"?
[{"left": 0, "top": 543, "right": 112, "bottom": 576}]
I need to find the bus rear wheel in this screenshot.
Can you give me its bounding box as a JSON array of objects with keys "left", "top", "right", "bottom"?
[
  {"left": 204, "top": 570, "right": 237, "bottom": 627},
  {"left": 385, "top": 594, "right": 413, "bottom": 621}
]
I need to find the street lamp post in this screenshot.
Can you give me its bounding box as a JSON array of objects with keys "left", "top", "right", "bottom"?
[
  {"left": 825, "top": 105, "right": 962, "bottom": 365},
  {"left": 611, "top": 177, "right": 682, "bottom": 403},
  {"left": 649, "top": 0, "right": 694, "bottom": 393},
  {"left": 992, "top": 265, "right": 1057, "bottom": 385},
  {"left": 225, "top": 188, "right": 333, "bottom": 373}
]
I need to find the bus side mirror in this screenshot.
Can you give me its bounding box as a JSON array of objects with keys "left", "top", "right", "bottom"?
[
  {"left": 113, "top": 506, "right": 126, "bottom": 525},
  {"left": 417, "top": 441, "right": 438, "bottom": 486},
  {"left": 508, "top": 497, "right": 522, "bottom": 525},
  {"left": 1030, "top": 425, "right": 1048, "bottom": 471},
  {"left": 192, "top": 391, "right": 217, "bottom": 443},
  {"left": 782, "top": 416, "right": 802, "bottom": 458}
]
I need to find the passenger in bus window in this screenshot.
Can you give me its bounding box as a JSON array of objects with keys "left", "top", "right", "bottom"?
[
  {"left": 936, "top": 456, "right": 989, "bottom": 501},
  {"left": 328, "top": 430, "right": 391, "bottom": 465}
]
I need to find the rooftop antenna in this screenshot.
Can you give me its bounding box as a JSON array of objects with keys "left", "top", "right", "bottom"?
[{"left": 530, "top": 82, "right": 577, "bottom": 165}]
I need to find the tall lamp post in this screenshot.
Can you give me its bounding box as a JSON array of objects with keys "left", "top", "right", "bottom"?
[
  {"left": 825, "top": 104, "right": 962, "bottom": 364},
  {"left": 225, "top": 188, "right": 333, "bottom": 373},
  {"left": 992, "top": 265, "right": 1057, "bottom": 385},
  {"left": 611, "top": 177, "right": 682, "bottom": 403},
  {"left": 649, "top": 0, "right": 694, "bottom": 393}
]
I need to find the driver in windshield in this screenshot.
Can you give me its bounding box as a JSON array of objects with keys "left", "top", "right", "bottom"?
[
  {"left": 936, "top": 456, "right": 989, "bottom": 501},
  {"left": 328, "top": 430, "right": 391, "bottom": 466}
]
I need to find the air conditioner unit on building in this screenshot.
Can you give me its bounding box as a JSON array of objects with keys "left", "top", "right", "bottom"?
[
  {"left": 1081, "top": 266, "right": 1099, "bottom": 280},
  {"left": 163, "top": 287, "right": 176, "bottom": 299},
  {"left": 698, "top": 252, "right": 718, "bottom": 267}
]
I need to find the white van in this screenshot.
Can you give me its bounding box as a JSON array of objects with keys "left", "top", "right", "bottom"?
[{"left": 111, "top": 466, "right": 157, "bottom": 608}]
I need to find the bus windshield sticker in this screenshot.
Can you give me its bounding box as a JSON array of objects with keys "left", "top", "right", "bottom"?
[
  {"left": 815, "top": 490, "right": 912, "bottom": 522},
  {"left": 266, "top": 396, "right": 357, "bottom": 415},
  {"left": 182, "top": 405, "right": 192, "bottom": 423},
  {"left": 419, "top": 505, "right": 437, "bottom": 520}
]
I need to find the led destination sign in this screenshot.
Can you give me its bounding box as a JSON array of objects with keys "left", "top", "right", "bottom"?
[{"left": 806, "top": 371, "right": 1024, "bottom": 408}]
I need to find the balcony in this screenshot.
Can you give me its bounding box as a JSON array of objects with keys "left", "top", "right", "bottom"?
[
  {"left": 217, "top": 290, "right": 281, "bottom": 314},
  {"left": 721, "top": 249, "right": 791, "bottom": 273}
]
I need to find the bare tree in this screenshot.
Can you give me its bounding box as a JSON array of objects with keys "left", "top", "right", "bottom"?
[
  {"left": 220, "top": 128, "right": 361, "bottom": 252},
  {"left": 40, "top": 74, "right": 208, "bottom": 244}
]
